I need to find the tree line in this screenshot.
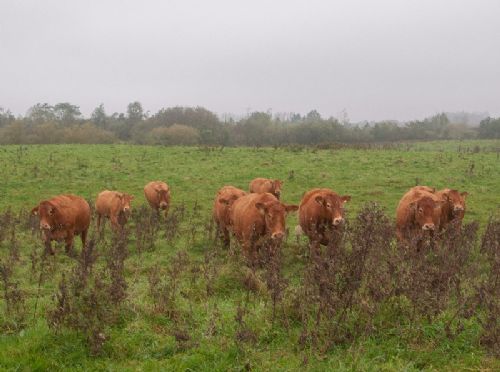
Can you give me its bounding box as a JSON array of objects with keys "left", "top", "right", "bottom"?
[{"left": 0, "top": 102, "right": 499, "bottom": 145}]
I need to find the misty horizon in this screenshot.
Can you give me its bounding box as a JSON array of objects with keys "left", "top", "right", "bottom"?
[{"left": 1, "top": 0, "right": 500, "bottom": 122}]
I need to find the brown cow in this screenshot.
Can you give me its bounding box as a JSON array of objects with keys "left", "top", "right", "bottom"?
[
  {"left": 298, "top": 188, "right": 351, "bottom": 250},
  {"left": 230, "top": 193, "right": 298, "bottom": 264},
  {"left": 395, "top": 188, "right": 444, "bottom": 244},
  {"left": 249, "top": 178, "right": 283, "bottom": 200},
  {"left": 144, "top": 181, "right": 171, "bottom": 217},
  {"left": 31, "top": 194, "right": 91, "bottom": 255},
  {"left": 436, "top": 188, "right": 468, "bottom": 230},
  {"left": 213, "top": 186, "right": 247, "bottom": 248},
  {"left": 95, "top": 190, "right": 134, "bottom": 232},
  {"left": 410, "top": 186, "right": 468, "bottom": 231}
]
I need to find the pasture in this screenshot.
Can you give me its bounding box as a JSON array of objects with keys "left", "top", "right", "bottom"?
[{"left": 0, "top": 141, "right": 499, "bottom": 371}]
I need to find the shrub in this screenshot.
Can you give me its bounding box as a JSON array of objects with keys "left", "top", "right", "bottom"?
[{"left": 147, "top": 124, "right": 200, "bottom": 145}]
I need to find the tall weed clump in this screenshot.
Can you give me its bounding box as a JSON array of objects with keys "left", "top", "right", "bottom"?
[{"left": 47, "top": 233, "right": 129, "bottom": 355}]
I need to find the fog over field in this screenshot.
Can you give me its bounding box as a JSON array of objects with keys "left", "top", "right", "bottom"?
[{"left": 1, "top": 0, "right": 500, "bottom": 121}]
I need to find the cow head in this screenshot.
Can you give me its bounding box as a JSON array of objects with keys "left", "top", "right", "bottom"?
[
  {"left": 441, "top": 189, "right": 468, "bottom": 219},
  {"left": 118, "top": 193, "right": 134, "bottom": 215},
  {"left": 156, "top": 186, "right": 170, "bottom": 210},
  {"left": 31, "top": 201, "right": 60, "bottom": 231},
  {"left": 271, "top": 180, "right": 283, "bottom": 199},
  {"left": 314, "top": 194, "right": 351, "bottom": 227},
  {"left": 255, "top": 200, "right": 298, "bottom": 240},
  {"left": 409, "top": 196, "right": 443, "bottom": 231}
]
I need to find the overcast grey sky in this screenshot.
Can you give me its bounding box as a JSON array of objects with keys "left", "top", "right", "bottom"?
[{"left": 1, "top": 0, "right": 499, "bottom": 122}]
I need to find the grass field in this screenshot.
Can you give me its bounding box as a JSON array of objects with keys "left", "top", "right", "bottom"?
[{"left": 0, "top": 141, "right": 499, "bottom": 371}]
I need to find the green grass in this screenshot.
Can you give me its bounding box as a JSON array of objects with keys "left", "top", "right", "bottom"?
[{"left": 0, "top": 141, "right": 499, "bottom": 371}]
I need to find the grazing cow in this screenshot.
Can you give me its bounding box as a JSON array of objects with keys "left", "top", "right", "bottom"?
[
  {"left": 298, "top": 188, "right": 351, "bottom": 249},
  {"left": 95, "top": 190, "right": 134, "bottom": 231},
  {"left": 230, "top": 193, "right": 298, "bottom": 264},
  {"left": 144, "top": 181, "right": 171, "bottom": 217},
  {"left": 213, "top": 186, "right": 247, "bottom": 248},
  {"left": 395, "top": 188, "right": 444, "bottom": 244},
  {"left": 435, "top": 188, "right": 468, "bottom": 231},
  {"left": 249, "top": 178, "right": 283, "bottom": 200},
  {"left": 31, "top": 194, "right": 91, "bottom": 255}
]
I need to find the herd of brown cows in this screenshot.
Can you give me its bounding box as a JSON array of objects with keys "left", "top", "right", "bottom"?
[{"left": 30, "top": 177, "right": 468, "bottom": 261}]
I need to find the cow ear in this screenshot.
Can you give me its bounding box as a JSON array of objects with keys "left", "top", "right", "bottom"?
[
  {"left": 285, "top": 204, "right": 299, "bottom": 213},
  {"left": 315, "top": 195, "right": 324, "bottom": 205},
  {"left": 341, "top": 195, "right": 351, "bottom": 203},
  {"left": 31, "top": 206, "right": 39, "bottom": 216},
  {"left": 255, "top": 202, "right": 268, "bottom": 215},
  {"left": 442, "top": 189, "right": 452, "bottom": 198},
  {"left": 218, "top": 198, "right": 230, "bottom": 206},
  {"left": 439, "top": 194, "right": 449, "bottom": 202},
  {"left": 461, "top": 191, "right": 468, "bottom": 198}
]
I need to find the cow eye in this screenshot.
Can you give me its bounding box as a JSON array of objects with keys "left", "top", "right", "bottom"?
[
  {"left": 418, "top": 208, "right": 423, "bottom": 214},
  {"left": 326, "top": 203, "right": 332, "bottom": 208}
]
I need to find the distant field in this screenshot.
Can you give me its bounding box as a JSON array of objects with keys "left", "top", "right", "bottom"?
[
  {"left": 0, "top": 141, "right": 499, "bottom": 371},
  {"left": 1, "top": 141, "right": 498, "bottom": 221}
]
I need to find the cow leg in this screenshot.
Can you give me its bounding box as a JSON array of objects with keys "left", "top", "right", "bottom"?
[
  {"left": 250, "top": 242, "right": 260, "bottom": 268},
  {"left": 222, "top": 228, "right": 230, "bottom": 249},
  {"left": 214, "top": 222, "right": 222, "bottom": 243},
  {"left": 214, "top": 222, "right": 224, "bottom": 244},
  {"left": 65, "top": 232, "right": 75, "bottom": 255},
  {"left": 395, "top": 229, "right": 409, "bottom": 248},
  {"left": 242, "top": 242, "right": 256, "bottom": 268},
  {"left": 216, "top": 223, "right": 230, "bottom": 248},
  {"left": 96, "top": 213, "right": 102, "bottom": 231},
  {"left": 81, "top": 228, "right": 88, "bottom": 250},
  {"left": 110, "top": 215, "right": 120, "bottom": 232},
  {"left": 44, "top": 240, "right": 55, "bottom": 255},
  {"left": 309, "top": 240, "right": 321, "bottom": 260}
]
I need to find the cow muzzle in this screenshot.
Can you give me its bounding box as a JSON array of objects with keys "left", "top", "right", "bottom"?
[
  {"left": 271, "top": 231, "right": 284, "bottom": 240},
  {"left": 422, "top": 223, "right": 435, "bottom": 231},
  {"left": 453, "top": 205, "right": 464, "bottom": 212},
  {"left": 160, "top": 202, "right": 168, "bottom": 209},
  {"left": 333, "top": 217, "right": 345, "bottom": 226},
  {"left": 40, "top": 223, "right": 51, "bottom": 230}
]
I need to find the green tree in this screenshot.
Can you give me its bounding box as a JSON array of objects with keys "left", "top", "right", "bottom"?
[
  {"left": 0, "top": 107, "right": 14, "bottom": 127},
  {"left": 91, "top": 104, "right": 107, "bottom": 128},
  {"left": 478, "top": 117, "right": 500, "bottom": 139},
  {"left": 27, "top": 103, "right": 55, "bottom": 124},
  {"left": 53, "top": 102, "right": 81, "bottom": 124},
  {"left": 306, "top": 109, "right": 322, "bottom": 122},
  {"left": 127, "top": 101, "right": 144, "bottom": 122}
]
